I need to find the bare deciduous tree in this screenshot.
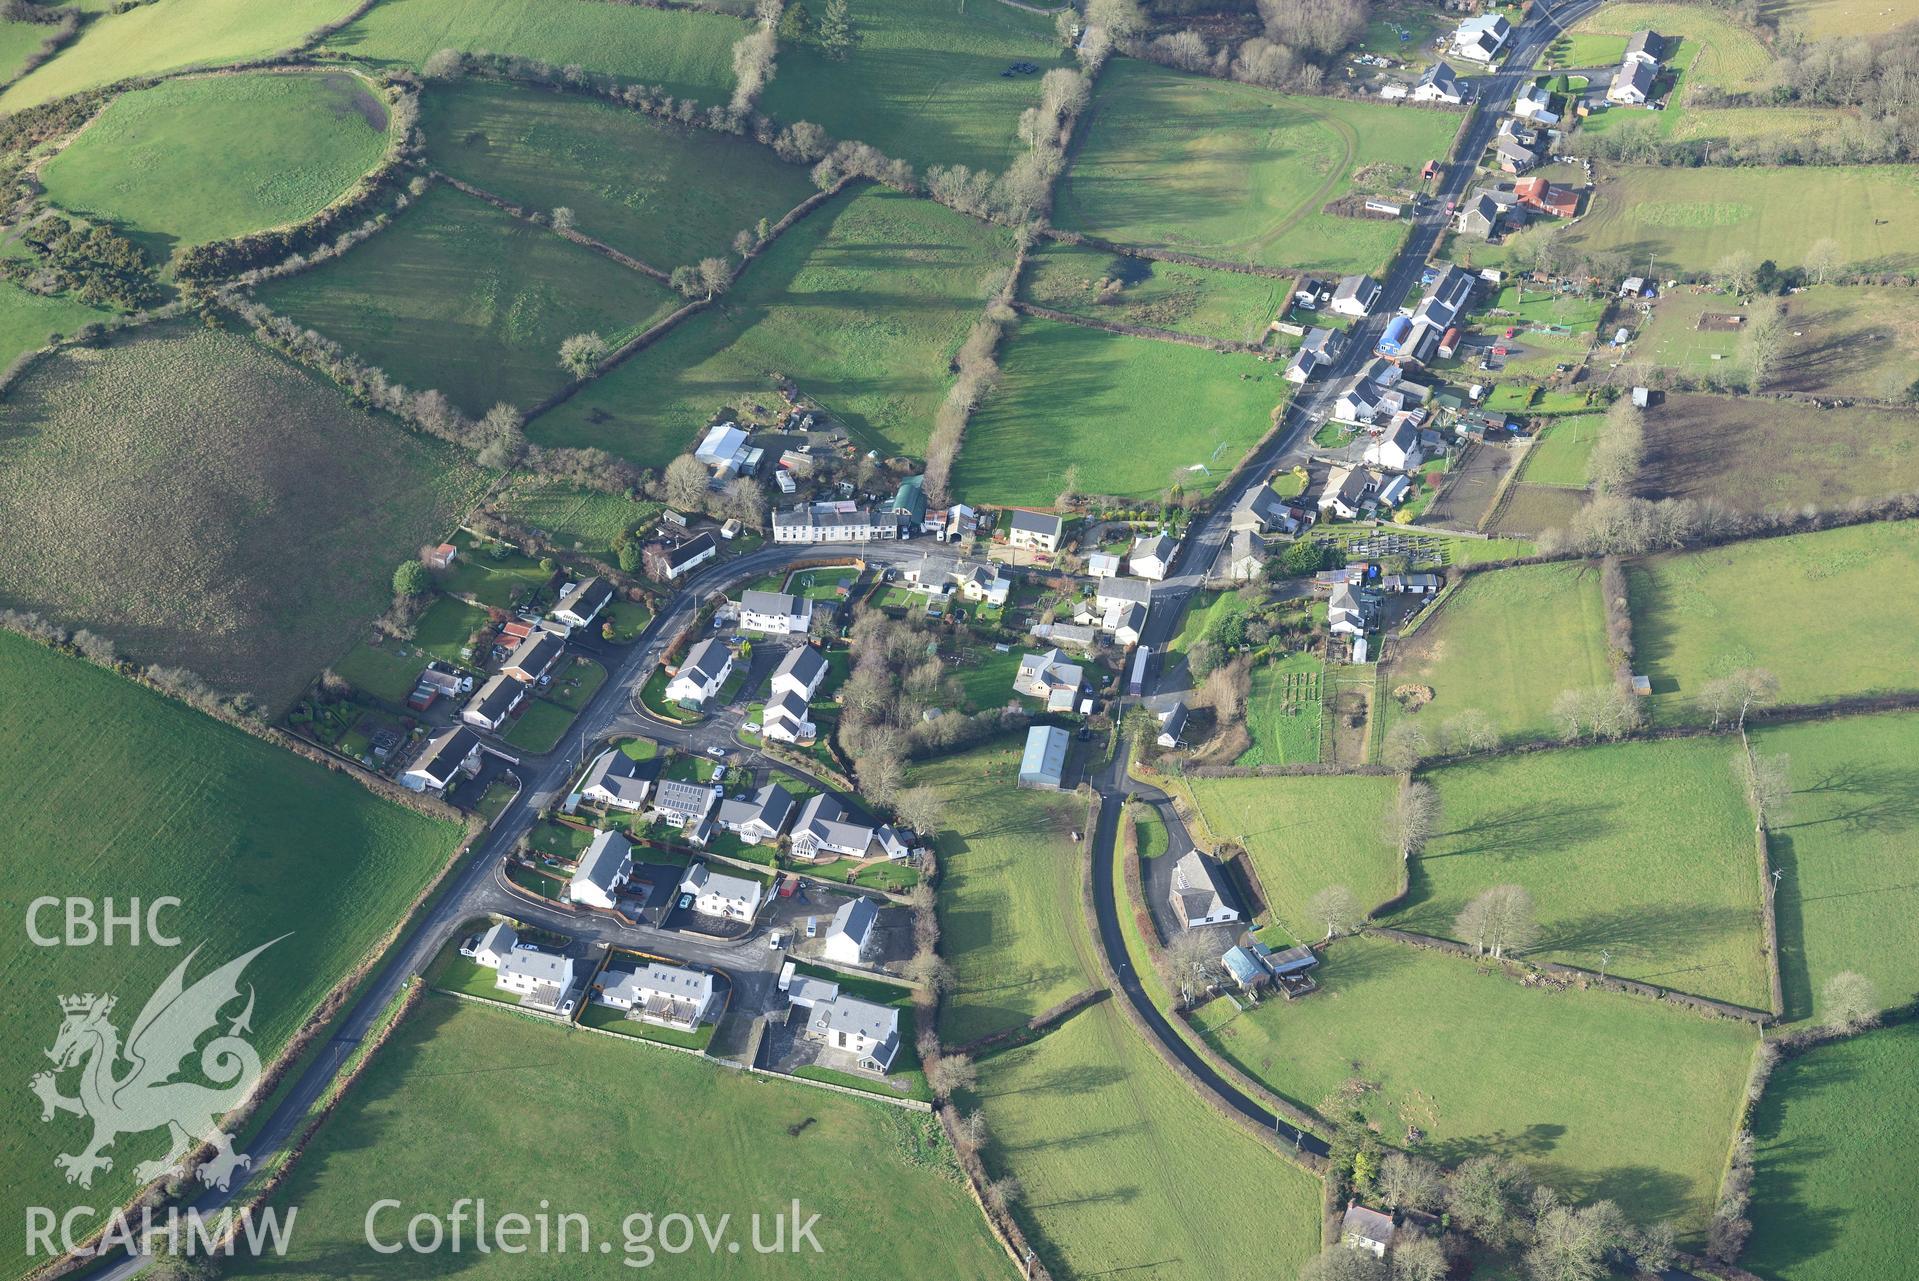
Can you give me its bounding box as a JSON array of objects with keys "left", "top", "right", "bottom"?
[
  {"left": 1820, "top": 970, "right": 1880, "bottom": 1033},
  {"left": 1376, "top": 1151, "right": 1444, "bottom": 1212},
  {"left": 1439, "top": 708, "right": 1498, "bottom": 755},
  {"left": 1698, "top": 666, "right": 1781, "bottom": 729},
  {"left": 1456, "top": 884, "right": 1538, "bottom": 959},
  {"left": 663, "top": 453, "right": 712, "bottom": 511},
  {"left": 1586, "top": 398, "right": 1644, "bottom": 496},
  {"left": 891, "top": 784, "right": 945, "bottom": 838},
  {"left": 1381, "top": 721, "right": 1428, "bottom": 771},
  {"left": 1802, "top": 237, "right": 1843, "bottom": 285},
  {"left": 1166, "top": 928, "right": 1222, "bottom": 1003},
  {"left": 1733, "top": 748, "right": 1792, "bottom": 828},
  {"left": 1308, "top": 885, "right": 1361, "bottom": 939},
  {"left": 1382, "top": 779, "right": 1439, "bottom": 860}
]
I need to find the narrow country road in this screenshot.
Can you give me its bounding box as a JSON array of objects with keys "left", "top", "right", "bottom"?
[{"left": 1077, "top": 0, "right": 1608, "bottom": 1158}]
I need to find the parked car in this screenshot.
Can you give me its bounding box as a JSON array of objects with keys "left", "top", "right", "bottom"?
[
  {"left": 767, "top": 930, "right": 785, "bottom": 950},
  {"left": 706, "top": 746, "right": 726, "bottom": 760},
  {"left": 712, "top": 765, "right": 728, "bottom": 783},
  {"left": 559, "top": 998, "right": 576, "bottom": 1018},
  {"left": 677, "top": 892, "right": 695, "bottom": 912},
  {"left": 805, "top": 916, "right": 818, "bottom": 939}
]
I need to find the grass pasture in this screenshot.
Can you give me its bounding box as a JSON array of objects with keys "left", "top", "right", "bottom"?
[
  {"left": 1775, "top": 284, "right": 1919, "bottom": 402},
  {"left": 951, "top": 317, "right": 1284, "bottom": 505},
  {"left": 760, "top": 0, "right": 1062, "bottom": 172},
  {"left": 40, "top": 71, "right": 390, "bottom": 263},
  {"left": 0, "top": 15, "right": 51, "bottom": 83},
  {"left": 258, "top": 182, "right": 678, "bottom": 417},
  {"left": 1180, "top": 773, "right": 1401, "bottom": 930},
  {"left": 1379, "top": 562, "right": 1612, "bottom": 746},
  {"left": 0, "top": 278, "right": 108, "bottom": 369},
  {"left": 1056, "top": 59, "right": 1459, "bottom": 274},
  {"left": 1744, "top": 1020, "right": 1919, "bottom": 1281},
  {"left": 1639, "top": 393, "right": 1919, "bottom": 511},
  {"left": 1511, "top": 414, "right": 1604, "bottom": 489},
  {"left": 0, "top": 322, "right": 482, "bottom": 710},
  {"left": 533, "top": 187, "right": 1012, "bottom": 466},
  {"left": 1019, "top": 239, "right": 1287, "bottom": 344},
  {"left": 1627, "top": 521, "right": 1919, "bottom": 718},
  {"left": 420, "top": 81, "right": 817, "bottom": 271},
  {"left": 221, "top": 995, "right": 1011, "bottom": 1280},
  {"left": 0, "top": 0, "right": 357, "bottom": 112},
  {"left": 325, "top": 0, "right": 743, "bottom": 106},
  {"left": 1771, "top": 0, "right": 1919, "bottom": 38},
  {"left": 1396, "top": 736, "right": 1771, "bottom": 1008},
  {"left": 1752, "top": 712, "right": 1919, "bottom": 1025},
  {"left": 932, "top": 745, "right": 1325, "bottom": 1278},
  {"left": 1193, "top": 936, "right": 1756, "bottom": 1233},
  {"left": 969, "top": 997, "right": 1323, "bottom": 1279},
  {"left": 1566, "top": 165, "right": 1919, "bottom": 275},
  {"left": 0, "top": 633, "right": 465, "bottom": 1277},
  {"left": 917, "top": 736, "right": 1091, "bottom": 1045}
]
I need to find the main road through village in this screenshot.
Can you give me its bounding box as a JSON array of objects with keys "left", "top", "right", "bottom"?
[{"left": 88, "top": 6, "right": 1602, "bottom": 1268}]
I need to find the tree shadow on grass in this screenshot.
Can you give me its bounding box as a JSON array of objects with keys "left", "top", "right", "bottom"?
[
  {"left": 1422, "top": 799, "right": 1619, "bottom": 862},
  {"left": 1532, "top": 901, "right": 1757, "bottom": 963}
]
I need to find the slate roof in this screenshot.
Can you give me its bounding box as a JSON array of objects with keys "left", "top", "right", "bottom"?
[
  {"left": 774, "top": 644, "right": 828, "bottom": 689},
  {"left": 555, "top": 575, "right": 614, "bottom": 619}
]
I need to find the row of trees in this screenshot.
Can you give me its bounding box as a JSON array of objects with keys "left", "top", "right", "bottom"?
[{"left": 922, "top": 302, "right": 1013, "bottom": 504}]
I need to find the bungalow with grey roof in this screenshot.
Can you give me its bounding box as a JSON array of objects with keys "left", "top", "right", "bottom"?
[
  {"left": 1342, "top": 1203, "right": 1396, "bottom": 1258},
  {"left": 551, "top": 576, "right": 615, "bottom": 629},
  {"left": 1608, "top": 56, "right": 1656, "bottom": 104},
  {"left": 502, "top": 631, "right": 565, "bottom": 684},
  {"left": 789, "top": 792, "right": 883, "bottom": 861},
  {"left": 403, "top": 726, "right": 481, "bottom": 794},
  {"left": 1411, "top": 61, "right": 1465, "bottom": 104},
  {"left": 644, "top": 532, "right": 718, "bottom": 581},
  {"left": 716, "top": 783, "right": 797, "bottom": 844},
  {"left": 653, "top": 778, "right": 718, "bottom": 828},
  {"left": 1014, "top": 647, "right": 1084, "bottom": 712},
  {"left": 462, "top": 673, "right": 526, "bottom": 732},
  {"left": 472, "top": 921, "right": 518, "bottom": 968},
  {"left": 579, "top": 748, "right": 657, "bottom": 811},
  {"left": 1170, "top": 850, "right": 1240, "bottom": 929},
  {"left": 1157, "top": 701, "right": 1190, "bottom": 748},
  {"left": 1330, "top": 273, "right": 1383, "bottom": 317}
]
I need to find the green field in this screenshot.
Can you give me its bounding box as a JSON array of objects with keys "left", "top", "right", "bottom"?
[
  {"left": 935, "top": 745, "right": 1324, "bottom": 1277},
  {"left": 1194, "top": 936, "right": 1756, "bottom": 1233},
  {"left": 1628, "top": 521, "right": 1919, "bottom": 719},
  {"left": 1517, "top": 414, "right": 1602, "bottom": 487},
  {"left": 0, "top": 0, "right": 356, "bottom": 111},
  {"left": 1744, "top": 1020, "right": 1919, "bottom": 1281},
  {"left": 917, "top": 736, "right": 1090, "bottom": 1044},
  {"left": 952, "top": 317, "right": 1284, "bottom": 505},
  {"left": 325, "top": 0, "right": 743, "bottom": 106},
  {"left": 421, "top": 80, "right": 817, "bottom": 271},
  {"left": 1566, "top": 165, "right": 1919, "bottom": 275},
  {"left": 1180, "top": 773, "right": 1401, "bottom": 931},
  {"left": 221, "top": 995, "right": 1011, "bottom": 1279},
  {"left": 1774, "top": 284, "right": 1919, "bottom": 402},
  {"left": 1640, "top": 394, "right": 1919, "bottom": 512},
  {"left": 40, "top": 71, "right": 390, "bottom": 264},
  {"left": 0, "top": 15, "right": 51, "bottom": 83},
  {"left": 1396, "top": 736, "right": 1771, "bottom": 1007},
  {"left": 1020, "top": 240, "right": 1286, "bottom": 344},
  {"left": 491, "top": 480, "right": 661, "bottom": 557},
  {"left": 1777, "top": 0, "right": 1919, "bottom": 38},
  {"left": 0, "top": 278, "right": 107, "bottom": 369},
  {"left": 259, "top": 182, "right": 677, "bottom": 417},
  {"left": 0, "top": 633, "right": 464, "bottom": 1275},
  {"left": 1236, "top": 651, "right": 1324, "bottom": 765},
  {"left": 1055, "top": 60, "right": 1460, "bottom": 273},
  {"left": 1751, "top": 712, "right": 1919, "bottom": 1025},
  {"left": 1381, "top": 562, "right": 1612, "bottom": 746},
  {"left": 759, "top": 0, "right": 1061, "bottom": 172},
  {"left": 0, "top": 322, "right": 483, "bottom": 710},
  {"left": 532, "top": 187, "right": 1011, "bottom": 465}
]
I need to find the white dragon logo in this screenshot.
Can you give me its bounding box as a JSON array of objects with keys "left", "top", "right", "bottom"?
[{"left": 30, "top": 938, "right": 281, "bottom": 1192}]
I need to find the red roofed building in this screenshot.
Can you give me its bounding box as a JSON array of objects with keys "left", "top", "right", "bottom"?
[{"left": 1514, "top": 176, "right": 1580, "bottom": 218}]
